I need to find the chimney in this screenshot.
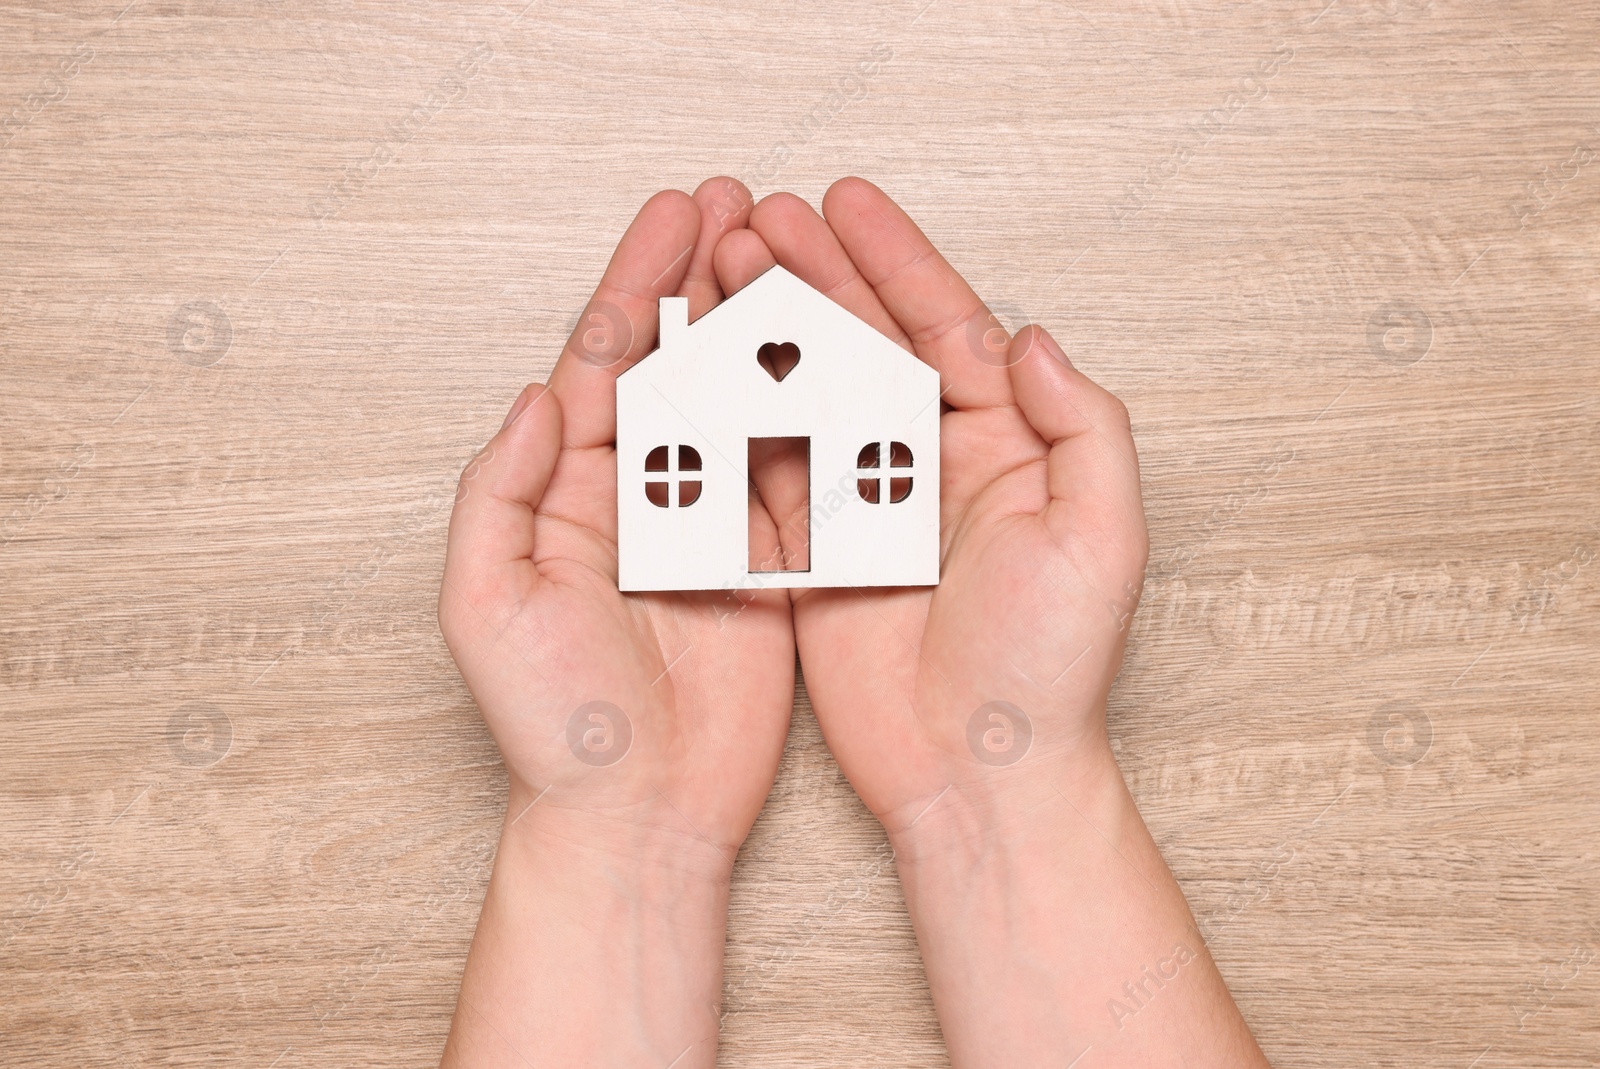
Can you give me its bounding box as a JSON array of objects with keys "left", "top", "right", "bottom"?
[{"left": 658, "top": 296, "right": 688, "bottom": 352}]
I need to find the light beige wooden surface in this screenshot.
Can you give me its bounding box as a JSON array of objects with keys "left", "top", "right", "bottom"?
[{"left": 3, "top": 1, "right": 1598, "bottom": 1065}]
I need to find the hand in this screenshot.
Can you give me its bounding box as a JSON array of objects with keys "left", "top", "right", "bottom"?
[
  {"left": 440, "top": 177, "right": 793, "bottom": 863},
  {"left": 437, "top": 179, "right": 795, "bottom": 1068},
  {"left": 720, "top": 176, "right": 1148, "bottom": 832},
  {"left": 720, "top": 178, "right": 1269, "bottom": 1069}
]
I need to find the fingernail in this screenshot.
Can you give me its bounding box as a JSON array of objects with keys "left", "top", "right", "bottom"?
[
  {"left": 501, "top": 386, "right": 534, "bottom": 430},
  {"left": 1033, "top": 326, "right": 1072, "bottom": 368}
]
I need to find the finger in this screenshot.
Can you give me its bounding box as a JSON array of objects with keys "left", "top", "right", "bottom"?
[
  {"left": 706, "top": 226, "right": 813, "bottom": 568},
  {"left": 746, "top": 192, "right": 911, "bottom": 349},
  {"left": 443, "top": 383, "right": 564, "bottom": 615},
  {"left": 821, "top": 176, "right": 1011, "bottom": 410},
  {"left": 1007, "top": 326, "right": 1146, "bottom": 561},
  {"left": 681, "top": 177, "right": 753, "bottom": 318},
  {"left": 713, "top": 227, "right": 777, "bottom": 296},
  {"left": 746, "top": 471, "right": 785, "bottom": 574},
  {"left": 547, "top": 190, "right": 701, "bottom": 450},
  {"left": 748, "top": 435, "right": 811, "bottom": 571}
]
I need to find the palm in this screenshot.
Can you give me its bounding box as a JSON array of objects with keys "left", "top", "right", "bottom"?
[
  {"left": 446, "top": 522, "right": 791, "bottom": 843},
  {"left": 440, "top": 183, "right": 795, "bottom": 857},
  {"left": 725, "top": 179, "right": 1148, "bottom": 832}
]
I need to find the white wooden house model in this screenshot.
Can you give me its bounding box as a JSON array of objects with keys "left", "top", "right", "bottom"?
[{"left": 615, "top": 266, "right": 940, "bottom": 591}]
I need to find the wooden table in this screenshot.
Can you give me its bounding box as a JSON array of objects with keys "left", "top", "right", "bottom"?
[{"left": 4, "top": 2, "right": 1597, "bottom": 1065}]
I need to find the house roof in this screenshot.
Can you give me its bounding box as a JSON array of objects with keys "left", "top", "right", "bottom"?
[{"left": 617, "top": 264, "right": 930, "bottom": 380}]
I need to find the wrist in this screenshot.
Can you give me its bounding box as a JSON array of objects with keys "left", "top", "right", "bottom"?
[
  {"left": 446, "top": 783, "right": 733, "bottom": 1067},
  {"left": 881, "top": 743, "right": 1229, "bottom": 1069},
  {"left": 885, "top": 733, "right": 1131, "bottom": 871},
  {"left": 501, "top": 780, "right": 739, "bottom": 895}
]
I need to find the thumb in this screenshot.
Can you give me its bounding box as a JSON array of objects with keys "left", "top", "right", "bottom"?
[
  {"left": 442, "top": 383, "right": 564, "bottom": 614},
  {"left": 1006, "top": 326, "right": 1147, "bottom": 571}
]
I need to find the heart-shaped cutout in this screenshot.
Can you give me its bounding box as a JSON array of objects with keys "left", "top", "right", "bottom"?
[{"left": 756, "top": 341, "right": 801, "bottom": 383}]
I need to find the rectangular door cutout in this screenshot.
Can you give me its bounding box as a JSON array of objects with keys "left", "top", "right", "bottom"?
[{"left": 747, "top": 437, "right": 810, "bottom": 573}]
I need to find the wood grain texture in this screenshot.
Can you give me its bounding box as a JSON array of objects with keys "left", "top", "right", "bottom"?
[{"left": 3, "top": 1, "right": 1598, "bottom": 1065}]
